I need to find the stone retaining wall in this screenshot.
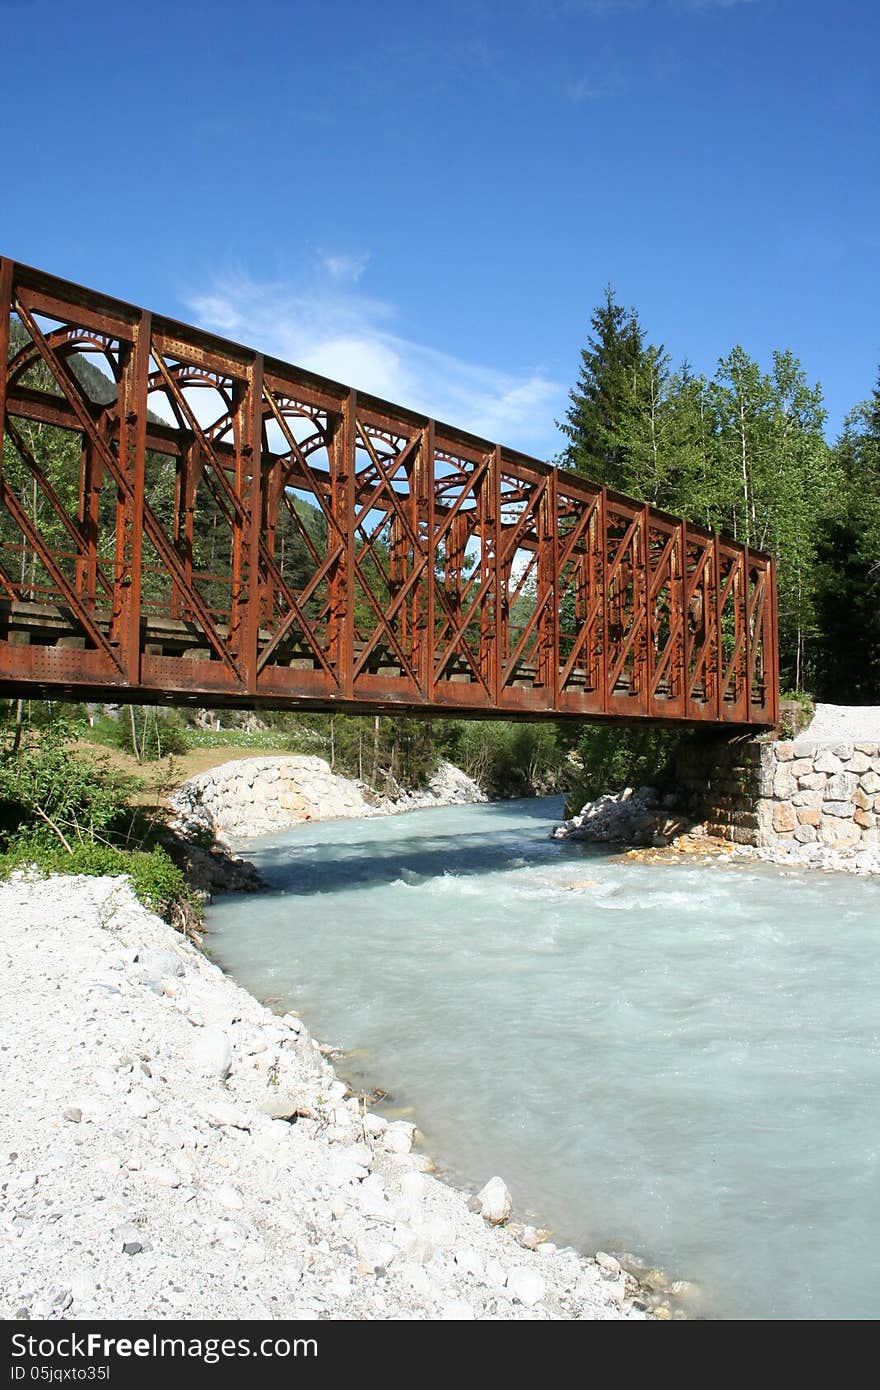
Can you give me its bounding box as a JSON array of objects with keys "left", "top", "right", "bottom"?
[
  {"left": 169, "top": 755, "right": 485, "bottom": 841},
  {"left": 676, "top": 738, "right": 880, "bottom": 850}
]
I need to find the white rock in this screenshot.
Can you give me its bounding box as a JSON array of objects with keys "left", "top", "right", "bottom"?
[
  {"left": 126, "top": 1093, "right": 159, "bottom": 1119},
  {"left": 144, "top": 1166, "right": 181, "bottom": 1188},
  {"left": 383, "top": 1122, "right": 415, "bottom": 1155},
  {"left": 440, "top": 1299, "right": 475, "bottom": 1319},
  {"left": 507, "top": 1266, "right": 547, "bottom": 1308},
  {"left": 212, "top": 1184, "right": 244, "bottom": 1210},
  {"left": 197, "top": 1100, "right": 250, "bottom": 1129},
  {"left": 192, "top": 1026, "right": 232, "bottom": 1080},
  {"left": 454, "top": 1246, "right": 484, "bottom": 1279},
  {"left": 476, "top": 1175, "right": 512, "bottom": 1224}
]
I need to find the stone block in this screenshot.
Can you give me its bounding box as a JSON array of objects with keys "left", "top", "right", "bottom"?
[
  {"left": 732, "top": 826, "right": 757, "bottom": 845},
  {"left": 796, "top": 807, "right": 821, "bottom": 826},
  {"left": 791, "top": 759, "right": 814, "bottom": 777},
  {"left": 774, "top": 742, "right": 796, "bottom": 762},
  {"left": 830, "top": 743, "right": 854, "bottom": 761},
  {"left": 794, "top": 825, "right": 818, "bottom": 843},
  {"left": 819, "top": 817, "right": 860, "bottom": 846},
  {"left": 860, "top": 771, "right": 880, "bottom": 795},
  {"left": 854, "top": 808, "right": 875, "bottom": 829},
  {"left": 772, "top": 803, "right": 797, "bottom": 833},
  {"left": 799, "top": 772, "right": 827, "bottom": 790},
  {"left": 847, "top": 752, "right": 872, "bottom": 773},
  {"left": 825, "top": 771, "right": 858, "bottom": 800},
  {"left": 855, "top": 787, "right": 873, "bottom": 811},
  {"left": 792, "top": 789, "right": 823, "bottom": 808},
  {"left": 814, "top": 749, "right": 843, "bottom": 774},
  {"left": 773, "top": 766, "right": 796, "bottom": 799},
  {"left": 823, "top": 801, "right": 856, "bottom": 818}
]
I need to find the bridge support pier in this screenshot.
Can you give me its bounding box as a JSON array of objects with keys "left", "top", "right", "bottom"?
[{"left": 674, "top": 733, "right": 880, "bottom": 852}]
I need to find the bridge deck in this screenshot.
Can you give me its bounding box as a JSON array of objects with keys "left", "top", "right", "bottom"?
[{"left": 0, "top": 258, "right": 778, "bottom": 725}]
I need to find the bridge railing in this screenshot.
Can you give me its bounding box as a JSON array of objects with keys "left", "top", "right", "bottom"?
[{"left": 0, "top": 257, "right": 778, "bottom": 724}]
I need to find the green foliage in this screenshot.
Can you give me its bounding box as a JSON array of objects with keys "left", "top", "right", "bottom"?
[
  {"left": 560, "top": 288, "right": 852, "bottom": 693},
  {"left": 0, "top": 837, "right": 191, "bottom": 921},
  {"left": 82, "top": 708, "right": 190, "bottom": 762},
  {"left": 810, "top": 376, "right": 880, "bottom": 702},
  {"left": 778, "top": 691, "right": 815, "bottom": 739},
  {"left": 0, "top": 718, "right": 194, "bottom": 925},
  {"left": 565, "top": 725, "right": 685, "bottom": 813},
  {"left": 0, "top": 721, "right": 138, "bottom": 849},
  {"left": 445, "top": 720, "right": 568, "bottom": 798},
  {"left": 112, "top": 708, "right": 190, "bottom": 762}
]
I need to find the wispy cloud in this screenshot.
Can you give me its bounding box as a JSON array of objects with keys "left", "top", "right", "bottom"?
[
  {"left": 565, "top": 67, "right": 626, "bottom": 101},
  {"left": 317, "top": 249, "right": 370, "bottom": 284},
  {"left": 187, "top": 261, "right": 562, "bottom": 457}
]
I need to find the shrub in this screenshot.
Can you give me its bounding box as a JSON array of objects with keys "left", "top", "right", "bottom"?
[
  {"left": 111, "top": 708, "right": 191, "bottom": 761},
  {"left": 565, "top": 725, "right": 686, "bottom": 814},
  {"left": 0, "top": 836, "right": 196, "bottom": 926},
  {"left": 0, "top": 721, "right": 138, "bottom": 850}
]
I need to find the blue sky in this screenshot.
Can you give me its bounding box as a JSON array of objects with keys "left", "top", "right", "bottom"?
[{"left": 1, "top": 0, "right": 877, "bottom": 455}]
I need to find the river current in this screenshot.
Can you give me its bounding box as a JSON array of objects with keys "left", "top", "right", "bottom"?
[{"left": 206, "top": 796, "right": 880, "bottom": 1320}]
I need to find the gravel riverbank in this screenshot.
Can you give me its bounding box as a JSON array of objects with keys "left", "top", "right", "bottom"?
[{"left": 0, "top": 875, "right": 643, "bottom": 1322}]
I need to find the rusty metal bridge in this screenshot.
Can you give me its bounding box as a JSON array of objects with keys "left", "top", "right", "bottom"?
[{"left": 0, "top": 258, "right": 778, "bottom": 725}]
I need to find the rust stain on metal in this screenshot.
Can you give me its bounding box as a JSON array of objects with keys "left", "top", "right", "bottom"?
[{"left": 0, "top": 258, "right": 778, "bottom": 725}]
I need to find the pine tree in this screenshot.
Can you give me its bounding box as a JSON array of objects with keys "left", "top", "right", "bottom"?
[
  {"left": 560, "top": 287, "right": 647, "bottom": 487},
  {"left": 812, "top": 369, "right": 880, "bottom": 700}
]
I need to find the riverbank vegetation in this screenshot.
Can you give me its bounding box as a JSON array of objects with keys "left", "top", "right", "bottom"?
[{"left": 0, "top": 714, "right": 195, "bottom": 927}]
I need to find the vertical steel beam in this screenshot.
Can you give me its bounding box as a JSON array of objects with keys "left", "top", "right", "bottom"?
[
  {"left": 339, "top": 389, "right": 357, "bottom": 700},
  {"left": 241, "top": 353, "right": 264, "bottom": 695},
  {"left": 0, "top": 259, "right": 11, "bottom": 478},
  {"left": 768, "top": 554, "right": 780, "bottom": 724},
  {"left": 118, "top": 311, "right": 150, "bottom": 686},
  {"left": 422, "top": 421, "right": 435, "bottom": 699},
  {"left": 598, "top": 487, "right": 609, "bottom": 714},
  {"left": 546, "top": 465, "right": 559, "bottom": 708},
  {"left": 713, "top": 533, "right": 723, "bottom": 721}
]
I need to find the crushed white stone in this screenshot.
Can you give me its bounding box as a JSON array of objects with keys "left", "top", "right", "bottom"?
[
  {"left": 0, "top": 874, "right": 642, "bottom": 1322},
  {"left": 802, "top": 704, "right": 880, "bottom": 744}
]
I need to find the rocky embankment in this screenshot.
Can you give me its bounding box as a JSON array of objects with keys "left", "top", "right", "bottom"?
[
  {"left": 554, "top": 785, "right": 880, "bottom": 876},
  {"left": 553, "top": 707, "right": 880, "bottom": 877},
  {"left": 170, "top": 756, "right": 485, "bottom": 844},
  {"left": 0, "top": 875, "right": 643, "bottom": 1322}
]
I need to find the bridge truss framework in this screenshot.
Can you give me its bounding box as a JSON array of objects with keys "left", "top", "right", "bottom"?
[{"left": 0, "top": 258, "right": 778, "bottom": 726}]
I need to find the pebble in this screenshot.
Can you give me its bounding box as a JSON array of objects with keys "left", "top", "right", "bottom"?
[
  {"left": 476, "top": 1175, "right": 512, "bottom": 1225},
  {"left": 144, "top": 1166, "right": 181, "bottom": 1188},
  {"left": 383, "top": 1122, "right": 415, "bottom": 1155},
  {"left": 441, "top": 1299, "right": 475, "bottom": 1319},
  {"left": 507, "top": 1267, "right": 547, "bottom": 1308},
  {"left": 212, "top": 1184, "right": 244, "bottom": 1211},
  {"left": 192, "top": 1027, "right": 233, "bottom": 1080}
]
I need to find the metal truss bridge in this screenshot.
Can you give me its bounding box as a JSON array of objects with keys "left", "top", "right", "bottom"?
[{"left": 0, "top": 258, "right": 778, "bottom": 725}]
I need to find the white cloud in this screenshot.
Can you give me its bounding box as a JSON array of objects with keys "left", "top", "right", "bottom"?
[
  {"left": 187, "top": 264, "right": 563, "bottom": 458},
  {"left": 317, "top": 249, "right": 370, "bottom": 284}
]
